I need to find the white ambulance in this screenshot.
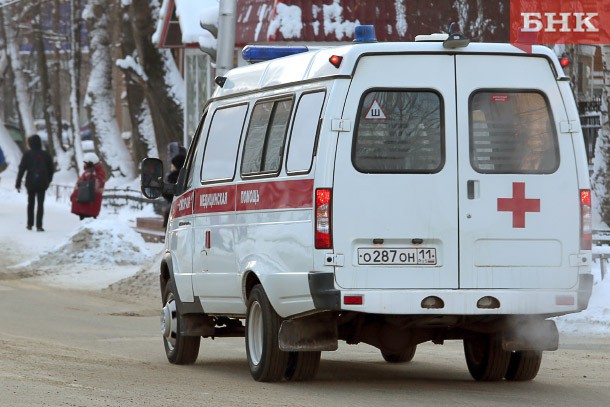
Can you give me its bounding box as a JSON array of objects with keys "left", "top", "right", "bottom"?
[{"left": 141, "top": 25, "right": 593, "bottom": 383}]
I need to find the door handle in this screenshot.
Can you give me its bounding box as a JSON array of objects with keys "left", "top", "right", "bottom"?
[
  {"left": 205, "top": 230, "right": 211, "bottom": 249},
  {"left": 467, "top": 180, "right": 479, "bottom": 200},
  {"left": 178, "top": 221, "right": 191, "bottom": 226}
]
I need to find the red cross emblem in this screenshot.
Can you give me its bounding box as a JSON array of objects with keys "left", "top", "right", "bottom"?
[{"left": 497, "top": 182, "right": 540, "bottom": 228}]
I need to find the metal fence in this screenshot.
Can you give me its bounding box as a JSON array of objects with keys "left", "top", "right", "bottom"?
[
  {"left": 48, "top": 184, "right": 165, "bottom": 214},
  {"left": 593, "top": 229, "right": 610, "bottom": 280}
]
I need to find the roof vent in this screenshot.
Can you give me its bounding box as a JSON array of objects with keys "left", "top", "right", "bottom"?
[{"left": 415, "top": 33, "right": 449, "bottom": 42}]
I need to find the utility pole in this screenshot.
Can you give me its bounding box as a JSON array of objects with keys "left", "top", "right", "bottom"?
[
  {"left": 199, "top": 0, "right": 236, "bottom": 79},
  {"left": 215, "top": 0, "right": 236, "bottom": 77}
]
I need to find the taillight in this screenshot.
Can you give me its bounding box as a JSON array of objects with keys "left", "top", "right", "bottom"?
[
  {"left": 315, "top": 188, "right": 332, "bottom": 249},
  {"left": 580, "top": 189, "right": 592, "bottom": 250}
]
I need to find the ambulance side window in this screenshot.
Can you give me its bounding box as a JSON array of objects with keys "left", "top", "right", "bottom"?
[
  {"left": 185, "top": 121, "right": 204, "bottom": 190},
  {"left": 241, "top": 97, "right": 293, "bottom": 177},
  {"left": 184, "top": 112, "right": 208, "bottom": 190},
  {"left": 286, "top": 91, "right": 325, "bottom": 174},
  {"left": 353, "top": 90, "right": 443, "bottom": 173},
  {"left": 201, "top": 104, "right": 248, "bottom": 183},
  {"left": 469, "top": 91, "right": 558, "bottom": 174}
]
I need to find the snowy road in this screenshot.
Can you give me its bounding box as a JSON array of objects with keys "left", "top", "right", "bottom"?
[{"left": 0, "top": 279, "right": 609, "bottom": 406}]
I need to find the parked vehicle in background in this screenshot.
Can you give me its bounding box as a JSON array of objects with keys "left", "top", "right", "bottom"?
[
  {"left": 141, "top": 25, "right": 593, "bottom": 383},
  {"left": 80, "top": 123, "right": 95, "bottom": 153},
  {"left": 5, "top": 124, "right": 26, "bottom": 152}
]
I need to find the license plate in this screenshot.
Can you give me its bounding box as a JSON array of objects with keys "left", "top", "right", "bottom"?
[{"left": 357, "top": 248, "right": 437, "bottom": 265}]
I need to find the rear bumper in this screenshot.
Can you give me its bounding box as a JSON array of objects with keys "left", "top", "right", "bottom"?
[
  {"left": 577, "top": 273, "right": 594, "bottom": 311},
  {"left": 309, "top": 271, "right": 592, "bottom": 316}
]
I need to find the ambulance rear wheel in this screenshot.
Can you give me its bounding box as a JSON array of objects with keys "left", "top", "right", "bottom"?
[
  {"left": 161, "top": 282, "right": 200, "bottom": 364},
  {"left": 381, "top": 345, "right": 416, "bottom": 363},
  {"left": 504, "top": 350, "right": 543, "bottom": 381},
  {"left": 284, "top": 351, "right": 321, "bottom": 381},
  {"left": 246, "top": 285, "right": 290, "bottom": 382},
  {"left": 463, "top": 334, "right": 511, "bottom": 381}
]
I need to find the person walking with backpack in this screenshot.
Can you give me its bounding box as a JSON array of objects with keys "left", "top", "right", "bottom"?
[
  {"left": 15, "top": 134, "right": 54, "bottom": 231},
  {"left": 70, "top": 152, "right": 106, "bottom": 220}
]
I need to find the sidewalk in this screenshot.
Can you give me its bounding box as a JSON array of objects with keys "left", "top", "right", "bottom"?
[
  {"left": 0, "top": 171, "right": 162, "bottom": 291},
  {"left": 0, "top": 175, "right": 81, "bottom": 266}
]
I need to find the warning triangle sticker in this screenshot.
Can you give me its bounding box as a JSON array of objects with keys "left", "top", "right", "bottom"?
[{"left": 365, "top": 99, "right": 386, "bottom": 120}]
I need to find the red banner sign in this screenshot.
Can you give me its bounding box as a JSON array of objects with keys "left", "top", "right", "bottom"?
[{"left": 510, "top": 0, "right": 610, "bottom": 51}]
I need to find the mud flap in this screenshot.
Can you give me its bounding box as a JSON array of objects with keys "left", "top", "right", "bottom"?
[
  {"left": 180, "top": 314, "right": 215, "bottom": 337},
  {"left": 278, "top": 315, "right": 339, "bottom": 352},
  {"left": 501, "top": 319, "right": 559, "bottom": 352}
]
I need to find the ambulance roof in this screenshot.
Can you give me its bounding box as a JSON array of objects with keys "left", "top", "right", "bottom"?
[{"left": 213, "top": 42, "right": 565, "bottom": 99}]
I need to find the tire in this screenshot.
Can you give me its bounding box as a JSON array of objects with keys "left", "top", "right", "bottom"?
[
  {"left": 161, "top": 282, "right": 200, "bottom": 364},
  {"left": 463, "top": 334, "right": 511, "bottom": 381},
  {"left": 246, "top": 285, "right": 290, "bottom": 382},
  {"left": 284, "top": 351, "right": 321, "bottom": 381},
  {"left": 504, "top": 351, "right": 543, "bottom": 381},
  {"left": 381, "top": 345, "right": 417, "bottom": 363}
]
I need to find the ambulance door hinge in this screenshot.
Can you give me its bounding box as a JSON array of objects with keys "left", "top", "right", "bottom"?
[
  {"left": 324, "top": 254, "right": 344, "bottom": 267},
  {"left": 560, "top": 120, "right": 579, "bottom": 134},
  {"left": 331, "top": 119, "right": 351, "bottom": 132}
]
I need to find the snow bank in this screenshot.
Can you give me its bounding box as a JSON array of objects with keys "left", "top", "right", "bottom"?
[
  {"left": 15, "top": 219, "right": 153, "bottom": 269},
  {"left": 554, "top": 266, "right": 610, "bottom": 336}
]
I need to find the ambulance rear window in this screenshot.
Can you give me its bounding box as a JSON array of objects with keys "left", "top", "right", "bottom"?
[
  {"left": 353, "top": 90, "right": 443, "bottom": 173},
  {"left": 469, "top": 91, "right": 559, "bottom": 174}
]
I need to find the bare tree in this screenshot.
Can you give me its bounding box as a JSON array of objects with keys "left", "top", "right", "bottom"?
[
  {"left": 117, "top": 0, "right": 158, "bottom": 165},
  {"left": 129, "top": 0, "right": 184, "bottom": 165},
  {"left": 31, "top": 2, "right": 56, "bottom": 156},
  {"left": 1, "top": 3, "right": 36, "bottom": 137},
  {"left": 593, "top": 45, "right": 610, "bottom": 227},
  {"left": 83, "top": 0, "right": 134, "bottom": 179},
  {"left": 52, "top": 0, "right": 63, "bottom": 150},
  {"left": 69, "top": 0, "right": 84, "bottom": 172}
]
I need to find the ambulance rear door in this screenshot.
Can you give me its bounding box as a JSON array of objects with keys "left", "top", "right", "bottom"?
[
  {"left": 332, "top": 54, "right": 459, "bottom": 290},
  {"left": 455, "top": 54, "right": 580, "bottom": 289}
]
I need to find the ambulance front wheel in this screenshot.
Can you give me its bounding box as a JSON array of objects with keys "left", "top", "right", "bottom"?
[
  {"left": 161, "top": 282, "right": 201, "bottom": 364},
  {"left": 246, "top": 284, "right": 290, "bottom": 382},
  {"left": 463, "top": 333, "right": 511, "bottom": 381},
  {"left": 381, "top": 345, "right": 416, "bottom": 363}
]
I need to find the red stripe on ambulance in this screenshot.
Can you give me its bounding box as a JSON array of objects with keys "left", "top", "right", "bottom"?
[
  {"left": 171, "top": 190, "right": 194, "bottom": 219},
  {"left": 194, "top": 185, "right": 236, "bottom": 214},
  {"left": 236, "top": 179, "right": 314, "bottom": 211},
  {"left": 173, "top": 179, "right": 315, "bottom": 217}
]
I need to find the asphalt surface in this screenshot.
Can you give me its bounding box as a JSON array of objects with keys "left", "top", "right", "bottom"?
[{"left": 1, "top": 279, "right": 610, "bottom": 406}]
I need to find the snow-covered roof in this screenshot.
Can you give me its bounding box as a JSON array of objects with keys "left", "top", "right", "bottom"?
[
  {"left": 236, "top": 0, "right": 508, "bottom": 45},
  {"left": 152, "top": 0, "right": 218, "bottom": 49},
  {"left": 153, "top": 1, "right": 509, "bottom": 49}
]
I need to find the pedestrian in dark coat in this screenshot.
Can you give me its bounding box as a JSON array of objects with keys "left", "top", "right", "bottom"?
[
  {"left": 15, "top": 134, "right": 54, "bottom": 231},
  {"left": 70, "top": 153, "right": 106, "bottom": 220},
  {"left": 163, "top": 153, "right": 186, "bottom": 228}
]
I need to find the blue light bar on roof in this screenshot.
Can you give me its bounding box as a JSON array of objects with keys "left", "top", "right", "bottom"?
[
  {"left": 353, "top": 25, "right": 377, "bottom": 43},
  {"left": 242, "top": 45, "right": 310, "bottom": 63}
]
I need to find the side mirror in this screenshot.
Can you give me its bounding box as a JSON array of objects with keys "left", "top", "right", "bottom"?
[{"left": 140, "top": 158, "right": 164, "bottom": 199}]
